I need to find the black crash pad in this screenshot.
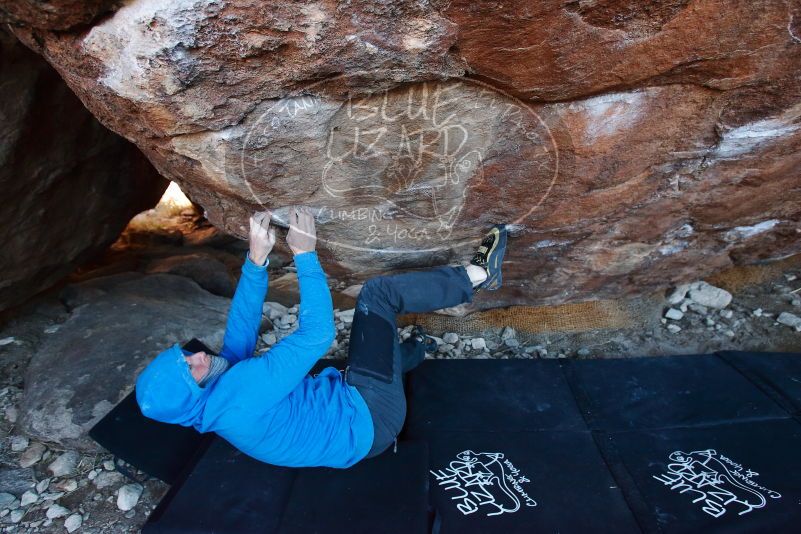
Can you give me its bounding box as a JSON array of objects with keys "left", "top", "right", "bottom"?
[
  {"left": 717, "top": 351, "right": 801, "bottom": 417},
  {"left": 144, "top": 437, "right": 429, "bottom": 534},
  {"left": 563, "top": 354, "right": 788, "bottom": 431},
  {"left": 92, "top": 349, "right": 801, "bottom": 533},
  {"left": 599, "top": 418, "right": 801, "bottom": 533},
  {"left": 424, "top": 430, "right": 640, "bottom": 533},
  {"left": 88, "top": 339, "right": 213, "bottom": 484}
]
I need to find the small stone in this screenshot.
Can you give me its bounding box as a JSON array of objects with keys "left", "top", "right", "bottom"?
[
  {"left": 6, "top": 407, "right": 19, "bottom": 423},
  {"left": 92, "top": 493, "right": 102, "bottom": 502},
  {"left": 666, "top": 284, "right": 691, "bottom": 305},
  {"left": 93, "top": 471, "right": 123, "bottom": 490},
  {"left": 785, "top": 273, "right": 797, "bottom": 282},
  {"left": 679, "top": 299, "right": 690, "bottom": 313},
  {"left": 777, "top": 312, "right": 801, "bottom": 329},
  {"left": 0, "top": 493, "right": 15, "bottom": 507},
  {"left": 720, "top": 309, "right": 734, "bottom": 319},
  {"left": 87, "top": 470, "right": 98, "bottom": 480},
  {"left": 667, "top": 324, "right": 682, "bottom": 333},
  {"left": 500, "top": 326, "right": 517, "bottom": 340},
  {"left": 65, "top": 513, "right": 83, "bottom": 533},
  {"left": 9, "top": 509, "right": 23, "bottom": 523},
  {"left": 116, "top": 484, "right": 143, "bottom": 511},
  {"left": 791, "top": 298, "right": 801, "bottom": 307},
  {"left": 577, "top": 348, "right": 591, "bottom": 357},
  {"left": 660, "top": 318, "right": 667, "bottom": 324},
  {"left": 19, "top": 443, "right": 45, "bottom": 468},
  {"left": 19, "top": 491, "right": 37, "bottom": 507},
  {"left": 125, "top": 509, "right": 136, "bottom": 518},
  {"left": 442, "top": 332, "right": 459, "bottom": 344},
  {"left": 752, "top": 308, "right": 763, "bottom": 317},
  {"left": 9, "top": 436, "right": 28, "bottom": 452},
  {"left": 102, "top": 460, "right": 115, "bottom": 471},
  {"left": 665, "top": 308, "right": 684, "bottom": 320},
  {"left": 261, "top": 332, "right": 277, "bottom": 345},
  {"left": 523, "top": 345, "right": 538, "bottom": 354},
  {"left": 705, "top": 317, "right": 716, "bottom": 327},
  {"left": 0, "top": 509, "right": 7, "bottom": 517},
  {"left": 503, "top": 338, "right": 520, "bottom": 348},
  {"left": 688, "top": 282, "right": 732, "bottom": 309},
  {"left": 0, "top": 337, "right": 16, "bottom": 346},
  {"left": 724, "top": 330, "right": 735, "bottom": 338},
  {"left": 470, "top": 338, "right": 486, "bottom": 351},
  {"left": 43, "top": 325, "right": 60, "bottom": 334},
  {"left": 48, "top": 451, "right": 80, "bottom": 477},
  {"left": 53, "top": 479, "right": 77, "bottom": 493},
  {"left": 557, "top": 353, "right": 567, "bottom": 359},
  {"left": 45, "top": 504, "right": 69, "bottom": 519},
  {"left": 688, "top": 303, "right": 708, "bottom": 315},
  {"left": 437, "top": 343, "right": 453, "bottom": 353},
  {"left": 35, "top": 479, "right": 49, "bottom": 494},
  {"left": 262, "top": 301, "right": 289, "bottom": 320}
]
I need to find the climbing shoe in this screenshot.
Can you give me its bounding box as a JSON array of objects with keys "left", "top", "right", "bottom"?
[
  {"left": 470, "top": 224, "right": 508, "bottom": 291},
  {"left": 411, "top": 326, "right": 438, "bottom": 353}
]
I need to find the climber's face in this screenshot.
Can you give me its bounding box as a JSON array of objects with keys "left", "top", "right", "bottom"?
[{"left": 184, "top": 351, "right": 210, "bottom": 384}]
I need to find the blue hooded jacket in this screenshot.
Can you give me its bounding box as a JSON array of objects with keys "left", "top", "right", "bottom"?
[{"left": 135, "top": 251, "right": 374, "bottom": 468}]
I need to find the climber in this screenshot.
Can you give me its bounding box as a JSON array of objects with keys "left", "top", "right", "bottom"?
[{"left": 135, "top": 207, "right": 508, "bottom": 468}]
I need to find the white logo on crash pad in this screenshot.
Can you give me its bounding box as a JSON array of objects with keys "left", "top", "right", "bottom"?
[
  {"left": 430, "top": 450, "right": 537, "bottom": 517},
  {"left": 652, "top": 449, "right": 781, "bottom": 518}
]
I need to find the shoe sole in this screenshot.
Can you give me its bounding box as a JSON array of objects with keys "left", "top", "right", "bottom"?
[{"left": 480, "top": 225, "right": 508, "bottom": 291}]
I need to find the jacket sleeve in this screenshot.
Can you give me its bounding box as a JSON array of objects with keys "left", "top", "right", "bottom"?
[
  {"left": 235, "top": 251, "right": 335, "bottom": 406},
  {"left": 218, "top": 254, "right": 269, "bottom": 365}
]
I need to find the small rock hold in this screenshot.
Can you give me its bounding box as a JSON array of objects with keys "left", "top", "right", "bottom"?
[
  {"left": 116, "top": 484, "right": 143, "bottom": 511},
  {"left": 667, "top": 324, "right": 682, "bottom": 333},
  {"left": 45, "top": 504, "right": 69, "bottom": 519},
  {"left": 64, "top": 513, "right": 82, "bottom": 533},
  {"left": 665, "top": 308, "right": 684, "bottom": 320}
]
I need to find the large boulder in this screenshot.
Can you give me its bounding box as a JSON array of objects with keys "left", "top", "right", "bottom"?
[
  {"left": 18, "top": 272, "right": 229, "bottom": 450},
  {"left": 5, "top": 0, "right": 801, "bottom": 308},
  {"left": 0, "top": 29, "right": 167, "bottom": 312}
]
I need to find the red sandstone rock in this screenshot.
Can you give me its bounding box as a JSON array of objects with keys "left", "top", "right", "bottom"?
[
  {"left": 4, "top": 0, "right": 800, "bottom": 309},
  {"left": 0, "top": 29, "right": 167, "bottom": 312}
]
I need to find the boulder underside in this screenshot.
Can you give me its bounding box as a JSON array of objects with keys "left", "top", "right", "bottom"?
[{"left": 3, "top": 0, "right": 800, "bottom": 308}]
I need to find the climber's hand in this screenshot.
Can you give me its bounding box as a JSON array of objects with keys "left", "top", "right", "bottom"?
[
  {"left": 248, "top": 211, "right": 275, "bottom": 266},
  {"left": 287, "top": 206, "right": 317, "bottom": 256}
]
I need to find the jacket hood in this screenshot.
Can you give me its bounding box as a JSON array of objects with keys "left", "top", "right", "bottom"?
[{"left": 136, "top": 344, "right": 216, "bottom": 428}]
